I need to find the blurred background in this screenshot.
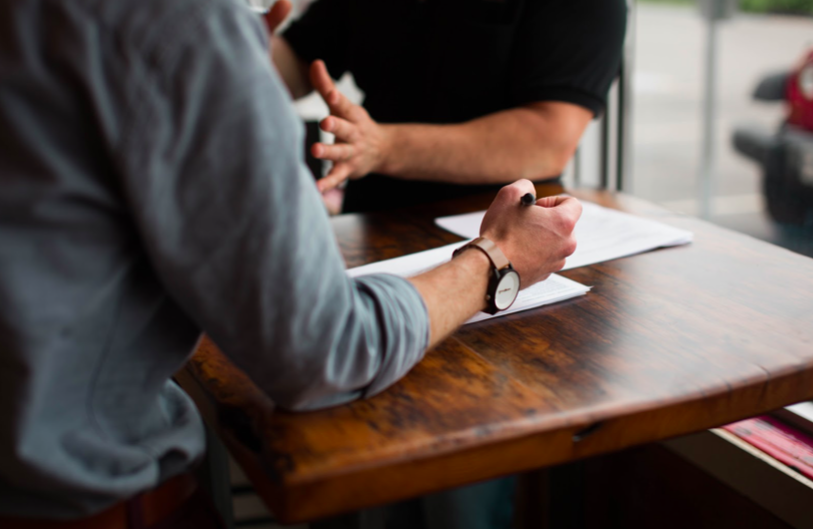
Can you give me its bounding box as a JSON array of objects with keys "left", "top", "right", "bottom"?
[{"left": 631, "top": 0, "right": 813, "bottom": 257}]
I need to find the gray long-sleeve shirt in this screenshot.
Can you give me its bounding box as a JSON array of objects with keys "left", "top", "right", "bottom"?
[{"left": 0, "top": 0, "right": 429, "bottom": 518}]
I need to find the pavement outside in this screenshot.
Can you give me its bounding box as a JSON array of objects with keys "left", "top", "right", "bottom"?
[{"left": 632, "top": 3, "right": 813, "bottom": 256}]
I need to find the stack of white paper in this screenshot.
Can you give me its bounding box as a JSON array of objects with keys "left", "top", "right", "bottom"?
[
  {"left": 347, "top": 200, "right": 692, "bottom": 324},
  {"left": 347, "top": 247, "right": 590, "bottom": 325},
  {"left": 435, "top": 201, "right": 693, "bottom": 271}
]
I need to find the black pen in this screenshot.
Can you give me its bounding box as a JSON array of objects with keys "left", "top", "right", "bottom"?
[{"left": 520, "top": 193, "right": 536, "bottom": 206}]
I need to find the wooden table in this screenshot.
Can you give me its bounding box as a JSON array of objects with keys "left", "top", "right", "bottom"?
[{"left": 177, "top": 184, "right": 813, "bottom": 524}]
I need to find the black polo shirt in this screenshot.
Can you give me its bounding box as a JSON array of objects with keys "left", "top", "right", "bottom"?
[{"left": 284, "top": 0, "right": 627, "bottom": 212}]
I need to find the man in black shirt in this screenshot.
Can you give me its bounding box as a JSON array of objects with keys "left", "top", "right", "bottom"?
[
  {"left": 271, "top": 2, "right": 625, "bottom": 528},
  {"left": 273, "top": 0, "right": 627, "bottom": 213}
]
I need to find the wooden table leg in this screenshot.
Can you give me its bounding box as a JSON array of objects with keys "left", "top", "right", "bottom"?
[
  {"left": 195, "top": 425, "right": 236, "bottom": 529},
  {"left": 311, "top": 508, "right": 386, "bottom": 529},
  {"left": 514, "top": 469, "right": 551, "bottom": 529}
]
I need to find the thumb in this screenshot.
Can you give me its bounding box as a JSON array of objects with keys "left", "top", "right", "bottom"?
[{"left": 262, "top": 0, "right": 292, "bottom": 34}]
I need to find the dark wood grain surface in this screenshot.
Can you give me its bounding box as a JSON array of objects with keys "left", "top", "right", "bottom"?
[{"left": 179, "top": 185, "right": 813, "bottom": 523}]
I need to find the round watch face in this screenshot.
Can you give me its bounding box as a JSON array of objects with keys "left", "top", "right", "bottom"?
[{"left": 494, "top": 270, "right": 520, "bottom": 311}]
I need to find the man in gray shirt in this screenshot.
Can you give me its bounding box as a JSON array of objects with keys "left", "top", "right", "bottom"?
[{"left": 0, "top": 0, "right": 580, "bottom": 524}]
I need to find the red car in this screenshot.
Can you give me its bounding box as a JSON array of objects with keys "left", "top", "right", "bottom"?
[
  {"left": 733, "top": 48, "right": 813, "bottom": 226},
  {"left": 787, "top": 49, "right": 813, "bottom": 132}
]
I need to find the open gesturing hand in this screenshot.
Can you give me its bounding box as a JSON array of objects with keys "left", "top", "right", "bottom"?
[{"left": 309, "top": 60, "right": 391, "bottom": 193}]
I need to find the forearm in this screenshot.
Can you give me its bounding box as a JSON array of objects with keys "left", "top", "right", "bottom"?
[
  {"left": 270, "top": 36, "right": 311, "bottom": 99},
  {"left": 126, "top": 11, "right": 435, "bottom": 412},
  {"left": 409, "top": 249, "right": 490, "bottom": 347},
  {"left": 380, "top": 104, "right": 588, "bottom": 185}
]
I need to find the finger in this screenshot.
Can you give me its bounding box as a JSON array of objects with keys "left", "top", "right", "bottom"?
[
  {"left": 317, "top": 164, "right": 353, "bottom": 192},
  {"left": 324, "top": 87, "right": 361, "bottom": 120},
  {"left": 310, "top": 60, "right": 336, "bottom": 101},
  {"left": 309, "top": 62, "right": 364, "bottom": 121},
  {"left": 262, "top": 0, "right": 292, "bottom": 34},
  {"left": 559, "top": 237, "right": 577, "bottom": 259},
  {"left": 536, "top": 195, "right": 564, "bottom": 208},
  {"left": 494, "top": 179, "right": 536, "bottom": 206},
  {"left": 535, "top": 194, "right": 577, "bottom": 207},
  {"left": 547, "top": 198, "right": 582, "bottom": 235},
  {"left": 320, "top": 116, "right": 357, "bottom": 142},
  {"left": 510, "top": 178, "right": 536, "bottom": 197},
  {"left": 312, "top": 142, "right": 355, "bottom": 161},
  {"left": 552, "top": 196, "right": 583, "bottom": 223}
]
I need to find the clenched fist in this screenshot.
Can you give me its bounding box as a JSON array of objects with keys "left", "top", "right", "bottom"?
[{"left": 480, "top": 180, "right": 581, "bottom": 287}]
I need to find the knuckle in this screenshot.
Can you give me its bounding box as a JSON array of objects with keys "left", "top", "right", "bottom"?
[
  {"left": 497, "top": 182, "right": 523, "bottom": 202},
  {"left": 514, "top": 178, "right": 534, "bottom": 196},
  {"left": 562, "top": 215, "right": 577, "bottom": 233},
  {"left": 515, "top": 178, "right": 533, "bottom": 188},
  {"left": 552, "top": 211, "right": 577, "bottom": 234},
  {"left": 564, "top": 199, "right": 583, "bottom": 222},
  {"left": 568, "top": 203, "right": 583, "bottom": 225},
  {"left": 550, "top": 213, "right": 568, "bottom": 234},
  {"left": 563, "top": 237, "right": 577, "bottom": 258},
  {"left": 341, "top": 125, "right": 354, "bottom": 137},
  {"left": 513, "top": 179, "right": 533, "bottom": 191},
  {"left": 496, "top": 185, "right": 512, "bottom": 199}
]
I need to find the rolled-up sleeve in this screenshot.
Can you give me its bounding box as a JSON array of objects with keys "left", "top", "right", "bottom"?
[{"left": 114, "top": 0, "right": 429, "bottom": 410}]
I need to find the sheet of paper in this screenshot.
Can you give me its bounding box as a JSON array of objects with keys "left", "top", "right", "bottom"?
[
  {"left": 348, "top": 248, "right": 590, "bottom": 325},
  {"left": 435, "top": 201, "right": 693, "bottom": 271},
  {"left": 346, "top": 244, "right": 458, "bottom": 280},
  {"left": 465, "top": 274, "right": 590, "bottom": 324}
]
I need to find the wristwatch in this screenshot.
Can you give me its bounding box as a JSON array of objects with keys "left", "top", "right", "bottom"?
[{"left": 453, "top": 237, "right": 521, "bottom": 315}]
